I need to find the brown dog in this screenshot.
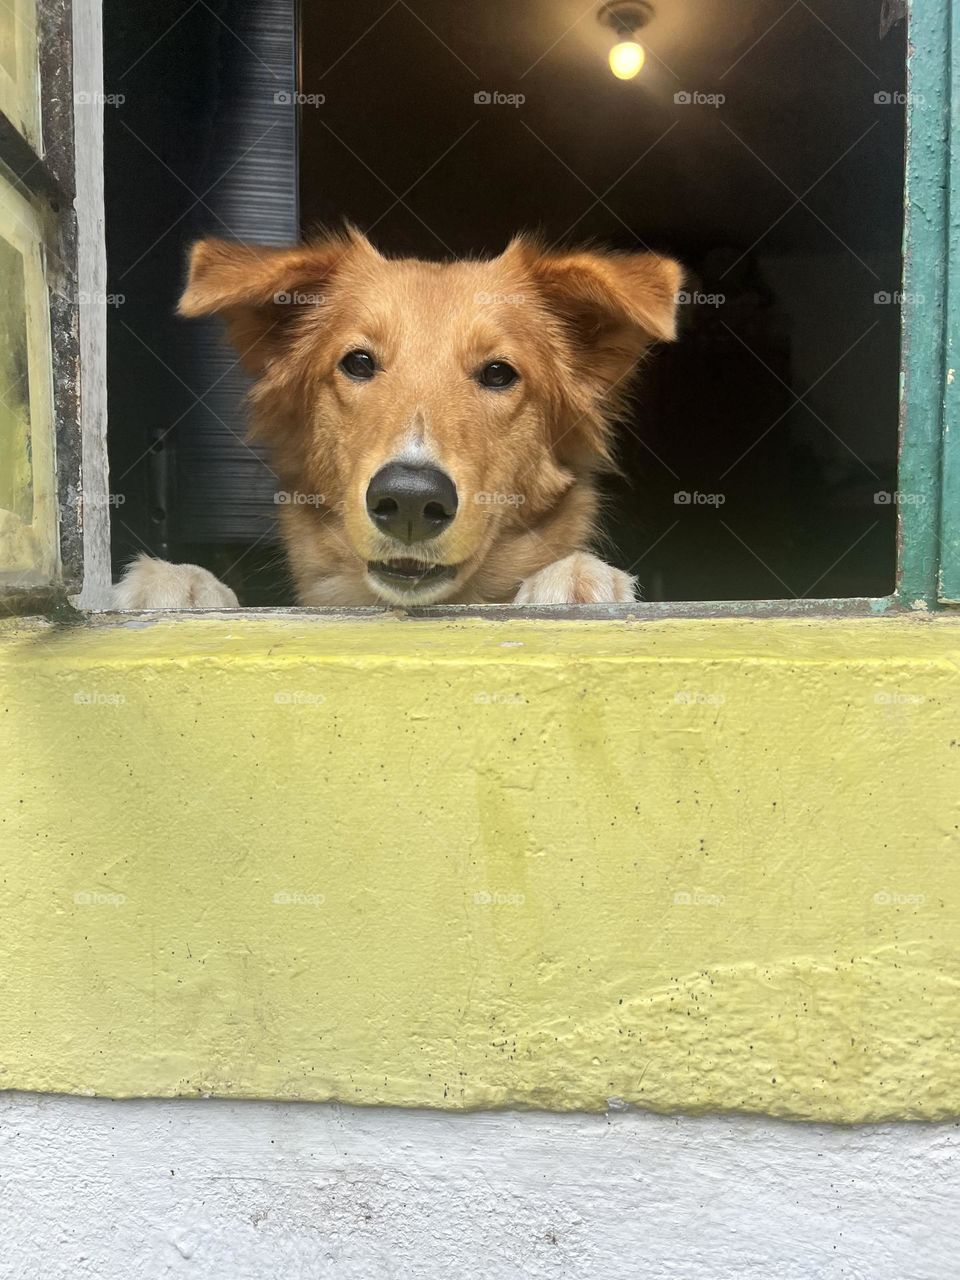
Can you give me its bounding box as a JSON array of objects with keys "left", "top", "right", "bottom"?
[{"left": 115, "top": 230, "right": 681, "bottom": 608}]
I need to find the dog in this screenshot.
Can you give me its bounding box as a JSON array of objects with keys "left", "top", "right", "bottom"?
[{"left": 114, "top": 229, "right": 681, "bottom": 609}]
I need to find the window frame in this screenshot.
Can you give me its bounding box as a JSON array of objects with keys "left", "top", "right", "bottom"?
[
  {"left": 896, "top": 0, "right": 952, "bottom": 612},
  {"left": 0, "top": 0, "right": 82, "bottom": 615},
  {"left": 935, "top": 0, "right": 960, "bottom": 602},
  {"left": 3, "top": 0, "right": 956, "bottom": 620}
]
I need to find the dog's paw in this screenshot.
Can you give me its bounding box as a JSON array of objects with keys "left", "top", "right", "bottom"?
[
  {"left": 112, "top": 555, "right": 239, "bottom": 609},
  {"left": 514, "top": 552, "right": 636, "bottom": 605}
]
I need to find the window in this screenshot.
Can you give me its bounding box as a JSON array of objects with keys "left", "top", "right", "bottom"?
[
  {"left": 4, "top": 0, "right": 956, "bottom": 615},
  {"left": 0, "top": 170, "right": 57, "bottom": 596},
  {"left": 300, "top": 0, "right": 906, "bottom": 603},
  {"left": 0, "top": 0, "right": 82, "bottom": 612}
]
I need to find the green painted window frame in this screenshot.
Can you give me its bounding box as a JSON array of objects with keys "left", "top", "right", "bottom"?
[
  {"left": 936, "top": 0, "right": 960, "bottom": 602},
  {"left": 899, "top": 0, "right": 956, "bottom": 610}
]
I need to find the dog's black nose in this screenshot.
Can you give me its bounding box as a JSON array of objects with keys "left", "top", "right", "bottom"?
[{"left": 365, "top": 463, "right": 458, "bottom": 544}]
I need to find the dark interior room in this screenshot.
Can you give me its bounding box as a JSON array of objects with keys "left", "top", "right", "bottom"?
[{"left": 104, "top": 0, "right": 907, "bottom": 604}]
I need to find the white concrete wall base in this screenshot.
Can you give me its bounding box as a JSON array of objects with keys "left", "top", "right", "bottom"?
[{"left": 2, "top": 1094, "right": 957, "bottom": 1279}]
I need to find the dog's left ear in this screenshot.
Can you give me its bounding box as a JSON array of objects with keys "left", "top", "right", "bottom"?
[
  {"left": 515, "top": 240, "right": 683, "bottom": 389},
  {"left": 178, "top": 229, "right": 376, "bottom": 373}
]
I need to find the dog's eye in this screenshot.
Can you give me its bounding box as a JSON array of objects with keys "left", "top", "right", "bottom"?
[
  {"left": 477, "top": 360, "right": 519, "bottom": 390},
  {"left": 339, "top": 349, "right": 378, "bottom": 380}
]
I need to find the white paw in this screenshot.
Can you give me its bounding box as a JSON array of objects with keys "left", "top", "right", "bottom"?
[
  {"left": 514, "top": 552, "right": 636, "bottom": 605},
  {"left": 112, "top": 555, "right": 240, "bottom": 609}
]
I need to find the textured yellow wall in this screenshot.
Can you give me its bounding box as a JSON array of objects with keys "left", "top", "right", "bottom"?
[{"left": 2, "top": 612, "right": 959, "bottom": 1120}]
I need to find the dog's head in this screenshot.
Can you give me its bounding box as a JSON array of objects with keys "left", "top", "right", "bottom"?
[{"left": 179, "top": 229, "right": 681, "bottom": 604}]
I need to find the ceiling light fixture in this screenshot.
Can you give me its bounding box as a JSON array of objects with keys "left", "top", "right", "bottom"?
[{"left": 598, "top": 0, "right": 655, "bottom": 80}]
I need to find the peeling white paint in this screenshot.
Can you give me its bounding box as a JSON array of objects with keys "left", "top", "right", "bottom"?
[{"left": 2, "top": 1094, "right": 958, "bottom": 1279}]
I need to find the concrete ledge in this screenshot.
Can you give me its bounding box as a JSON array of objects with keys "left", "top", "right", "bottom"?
[{"left": 2, "top": 613, "right": 959, "bottom": 1119}]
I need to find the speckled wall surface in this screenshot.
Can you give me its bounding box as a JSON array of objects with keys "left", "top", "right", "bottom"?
[{"left": 3, "top": 612, "right": 958, "bottom": 1120}]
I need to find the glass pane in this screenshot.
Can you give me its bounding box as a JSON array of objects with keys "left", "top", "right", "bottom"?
[
  {"left": 0, "top": 0, "right": 40, "bottom": 149},
  {"left": 291, "top": 0, "right": 904, "bottom": 603},
  {"left": 0, "top": 169, "right": 57, "bottom": 587}
]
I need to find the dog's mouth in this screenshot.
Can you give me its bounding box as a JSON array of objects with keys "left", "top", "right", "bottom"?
[{"left": 367, "top": 558, "right": 459, "bottom": 590}]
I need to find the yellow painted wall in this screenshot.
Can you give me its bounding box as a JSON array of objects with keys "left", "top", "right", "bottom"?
[{"left": 2, "top": 612, "right": 959, "bottom": 1120}]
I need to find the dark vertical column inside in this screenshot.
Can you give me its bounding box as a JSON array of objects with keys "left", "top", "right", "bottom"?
[{"left": 103, "top": 0, "right": 297, "bottom": 602}]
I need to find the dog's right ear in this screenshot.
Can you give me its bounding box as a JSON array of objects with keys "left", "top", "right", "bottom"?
[{"left": 178, "top": 231, "right": 373, "bottom": 373}]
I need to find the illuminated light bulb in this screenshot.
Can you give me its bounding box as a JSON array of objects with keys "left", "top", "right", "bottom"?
[{"left": 609, "top": 39, "right": 645, "bottom": 79}]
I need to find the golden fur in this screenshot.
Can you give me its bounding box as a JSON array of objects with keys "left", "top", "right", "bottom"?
[{"left": 117, "top": 231, "right": 681, "bottom": 609}]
